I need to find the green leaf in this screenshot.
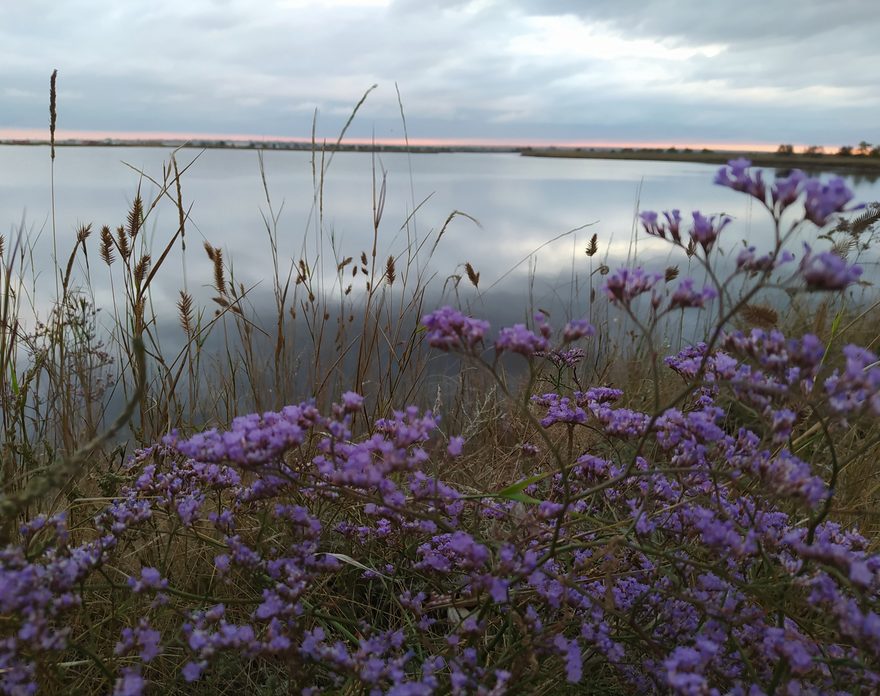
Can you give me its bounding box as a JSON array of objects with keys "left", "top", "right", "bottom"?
[
  {"left": 496, "top": 472, "right": 548, "bottom": 505},
  {"left": 501, "top": 490, "right": 544, "bottom": 505},
  {"left": 321, "top": 552, "right": 390, "bottom": 579}
]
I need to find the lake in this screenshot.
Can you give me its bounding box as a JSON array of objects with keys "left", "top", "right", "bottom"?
[{"left": 2, "top": 145, "right": 879, "bottom": 329}]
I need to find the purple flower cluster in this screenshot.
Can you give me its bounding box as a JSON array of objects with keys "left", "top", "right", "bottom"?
[
  {"left": 669, "top": 278, "right": 717, "bottom": 310},
  {"left": 603, "top": 267, "right": 662, "bottom": 306},
  {"left": 715, "top": 158, "right": 860, "bottom": 224},
  {"left": 800, "top": 242, "right": 863, "bottom": 290},
  {"left": 421, "top": 306, "right": 490, "bottom": 352},
  {"left": 4, "top": 319, "right": 880, "bottom": 693}
]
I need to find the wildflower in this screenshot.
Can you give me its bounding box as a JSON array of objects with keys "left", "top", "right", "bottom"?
[
  {"left": 495, "top": 323, "right": 550, "bottom": 356},
  {"left": 562, "top": 318, "right": 595, "bottom": 342},
  {"left": 603, "top": 267, "right": 662, "bottom": 305},
  {"left": 669, "top": 278, "right": 717, "bottom": 310},
  {"left": 689, "top": 211, "right": 731, "bottom": 254},
  {"left": 803, "top": 176, "right": 857, "bottom": 226},
  {"left": 714, "top": 158, "right": 766, "bottom": 201},
  {"left": 421, "top": 306, "right": 489, "bottom": 352},
  {"left": 447, "top": 436, "right": 465, "bottom": 457},
  {"left": 800, "top": 243, "right": 863, "bottom": 290}
]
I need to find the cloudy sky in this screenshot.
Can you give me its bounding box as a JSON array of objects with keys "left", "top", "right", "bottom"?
[{"left": 2, "top": 0, "right": 878, "bottom": 148}]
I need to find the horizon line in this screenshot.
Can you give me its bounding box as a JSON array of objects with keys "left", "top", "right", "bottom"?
[{"left": 0, "top": 127, "right": 796, "bottom": 152}]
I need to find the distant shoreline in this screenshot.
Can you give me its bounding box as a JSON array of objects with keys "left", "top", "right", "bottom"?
[
  {"left": 0, "top": 138, "right": 518, "bottom": 155},
  {"left": 520, "top": 148, "right": 880, "bottom": 173},
  {"left": 4, "top": 138, "right": 880, "bottom": 174}
]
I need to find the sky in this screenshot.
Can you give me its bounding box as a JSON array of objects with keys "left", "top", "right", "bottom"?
[{"left": 2, "top": 0, "right": 879, "bottom": 149}]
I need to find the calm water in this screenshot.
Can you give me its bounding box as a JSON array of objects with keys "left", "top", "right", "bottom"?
[{"left": 2, "top": 145, "right": 879, "bottom": 323}]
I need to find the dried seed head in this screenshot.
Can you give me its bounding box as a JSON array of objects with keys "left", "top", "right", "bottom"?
[
  {"left": 49, "top": 69, "right": 58, "bottom": 161},
  {"left": 385, "top": 255, "right": 396, "bottom": 285},
  {"left": 76, "top": 223, "right": 92, "bottom": 244},
  {"left": 831, "top": 238, "right": 855, "bottom": 259},
  {"left": 665, "top": 266, "right": 680, "bottom": 282},
  {"left": 116, "top": 225, "right": 131, "bottom": 261},
  {"left": 100, "top": 226, "right": 115, "bottom": 265},
  {"left": 586, "top": 233, "right": 599, "bottom": 257},
  {"left": 134, "top": 254, "right": 151, "bottom": 288},
  {"left": 206, "top": 245, "right": 225, "bottom": 295},
  {"left": 741, "top": 304, "right": 779, "bottom": 329},
  {"left": 686, "top": 238, "right": 698, "bottom": 258},
  {"left": 360, "top": 251, "right": 368, "bottom": 266},
  {"left": 127, "top": 195, "right": 143, "bottom": 239},
  {"left": 465, "top": 262, "right": 480, "bottom": 288},
  {"left": 178, "top": 291, "right": 194, "bottom": 335},
  {"left": 337, "top": 256, "right": 353, "bottom": 272}
]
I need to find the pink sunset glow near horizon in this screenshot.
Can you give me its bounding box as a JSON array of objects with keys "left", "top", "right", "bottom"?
[{"left": 0, "top": 127, "right": 790, "bottom": 153}]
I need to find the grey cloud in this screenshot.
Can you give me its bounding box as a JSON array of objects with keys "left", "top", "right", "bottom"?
[{"left": 1, "top": 0, "right": 878, "bottom": 145}]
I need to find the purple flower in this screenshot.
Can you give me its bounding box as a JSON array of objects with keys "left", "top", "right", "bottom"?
[
  {"left": 603, "top": 267, "right": 662, "bottom": 305},
  {"left": 554, "top": 635, "right": 583, "bottom": 683},
  {"left": 800, "top": 243, "right": 863, "bottom": 290},
  {"left": 113, "top": 667, "right": 144, "bottom": 696},
  {"left": 128, "top": 567, "right": 167, "bottom": 594},
  {"left": 421, "top": 306, "right": 489, "bottom": 352},
  {"left": 182, "top": 661, "right": 204, "bottom": 682},
  {"left": 447, "top": 436, "right": 464, "bottom": 457},
  {"left": 689, "top": 211, "right": 731, "bottom": 254},
  {"left": 536, "top": 347, "right": 586, "bottom": 368},
  {"left": 803, "top": 176, "right": 858, "bottom": 226},
  {"left": 341, "top": 391, "right": 364, "bottom": 412},
  {"left": 562, "top": 318, "right": 595, "bottom": 342},
  {"left": 736, "top": 246, "right": 795, "bottom": 272},
  {"left": 495, "top": 324, "right": 550, "bottom": 356},
  {"left": 771, "top": 169, "right": 807, "bottom": 209},
  {"left": 714, "top": 158, "right": 766, "bottom": 201},
  {"left": 641, "top": 209, "right": 684, "bottom": 245},
  {"left": 669, "top": 278, "right": 717, "bottom": 310}
]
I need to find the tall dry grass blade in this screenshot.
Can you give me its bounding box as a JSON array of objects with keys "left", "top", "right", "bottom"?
[
  {"left": 0, "top": 338, "right": 147, "bottom": 541},
  {"left": 62, "top": 224, "right": 91, "bottom": 292},
  {"left": 486, "top": 220, "right": 596, "bottom": 292}
]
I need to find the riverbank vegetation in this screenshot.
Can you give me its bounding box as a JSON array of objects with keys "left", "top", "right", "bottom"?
[{"left": 521, "top": 146, "right": 880, "bottom": 175}]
